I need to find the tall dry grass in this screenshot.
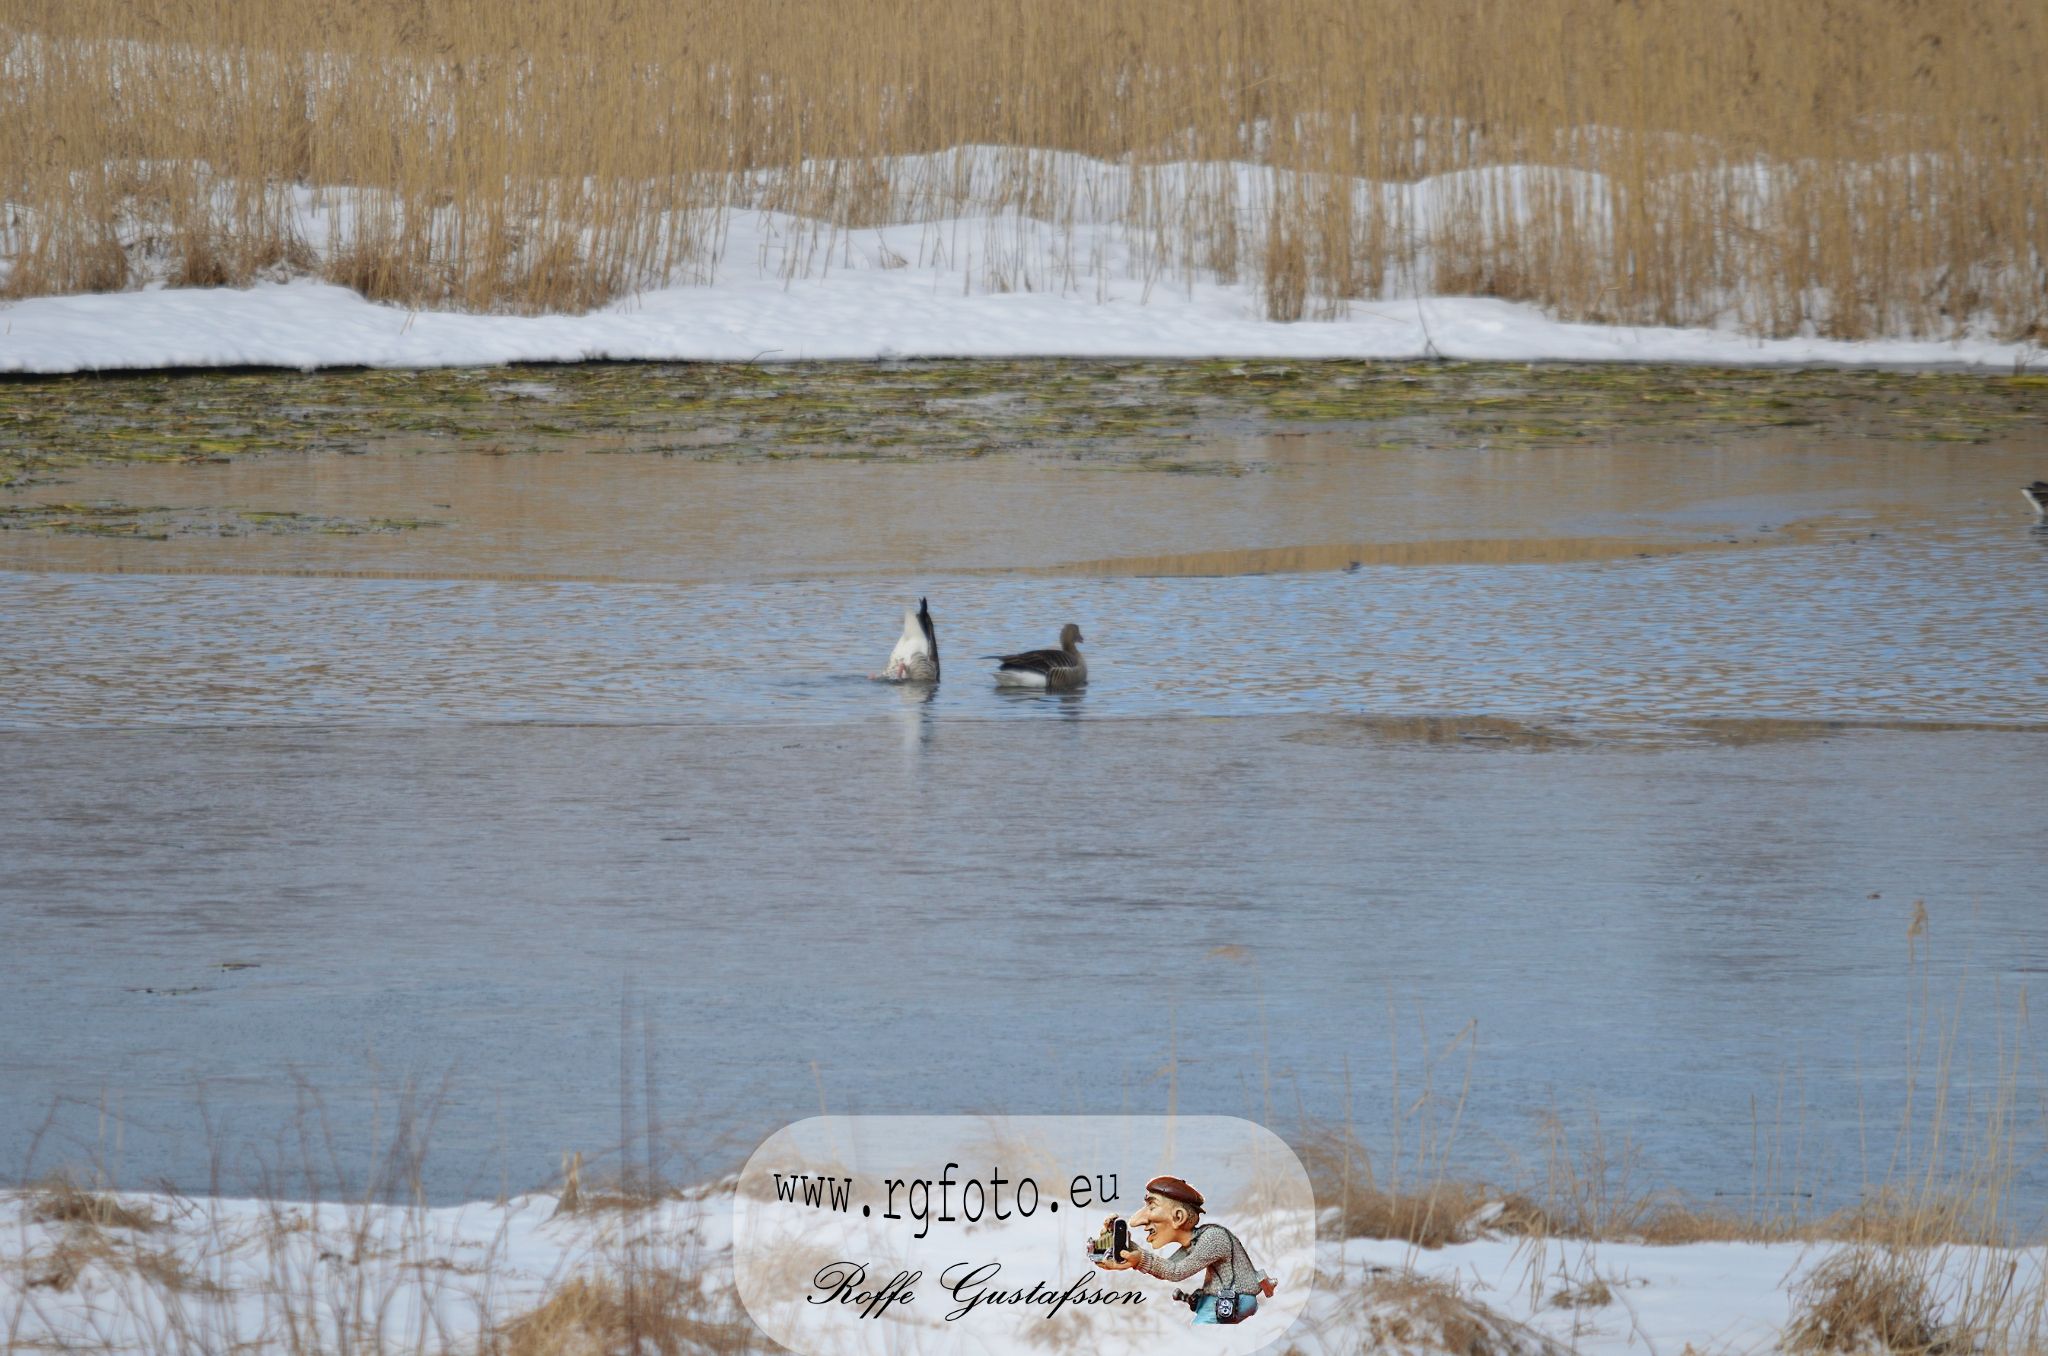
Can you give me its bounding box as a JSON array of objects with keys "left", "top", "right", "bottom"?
[{"left": 0, "top": 0, "right": 2042, "bottom": 336}]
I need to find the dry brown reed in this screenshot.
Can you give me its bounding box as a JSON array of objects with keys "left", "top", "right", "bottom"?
[
  {"left": 483, "top": 1271, "right": 755, "bottom": 1356},
  {"left": 1, "top": 0, "right": 2042, "bottom": 335},
  {"left": 28, "top": 1177, "right": 164, "bottom": 1234},
  {"left": 1545, "top": 1274, "right": 1613, "bottom": 1311},
  {"left": 1785, "top": 1248, "right": 1951, "bottom": 1355},
  {"left": 1304, "top": 987, "right": 2041, "bottom": 1258},
  {"left": 22, "top": 1230, "right": 217, "bottom": 1298},
  {"left": 1350, "top": 1271, "right": 1568, "bottom": 1356},
  {"left": 1299, "top": 1131, "right": 1554, "bottom": 1249}
]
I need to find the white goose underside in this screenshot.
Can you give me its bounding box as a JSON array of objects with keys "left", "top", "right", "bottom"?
[
  {"left": 879, "top": 609, "right": 937, "bottom": 682},
  {"left": 993, "top": 667, "right": 1050, "bottom": 688},
  {"left": 991, "top": 648, "right": 1086, "bottom": 689}
]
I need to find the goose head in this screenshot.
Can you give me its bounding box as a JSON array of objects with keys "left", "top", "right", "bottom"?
[{"left": 1060, "top": 623, "right": 1084, "bottom": 651}]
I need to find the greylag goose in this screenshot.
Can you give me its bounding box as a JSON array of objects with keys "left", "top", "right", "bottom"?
[
  {"left": 991, "top": 623, "right": 1087, "bottom": 690},
  {"left": 2025, "top": 482, "right": 2047, "bottom": 519},
  {"left": 877, "top": 598, "right": 939, "bottom": 682}
]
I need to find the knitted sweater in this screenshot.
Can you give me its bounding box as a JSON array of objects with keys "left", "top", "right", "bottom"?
[{"left": 1131, "top": 1224, "right": 1269, "bottom": 1296}]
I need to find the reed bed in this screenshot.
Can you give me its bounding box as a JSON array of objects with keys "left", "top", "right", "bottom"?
[{"left": 1, "top": 0, "right": 2042, "bottom": 338}]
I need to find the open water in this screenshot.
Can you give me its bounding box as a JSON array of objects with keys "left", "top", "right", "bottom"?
[{"left": 3, "top": 362, "right": 2044, "bottom": 1213}]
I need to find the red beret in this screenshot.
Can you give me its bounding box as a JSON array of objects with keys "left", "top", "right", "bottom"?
[{"left": 1144, "top": 1176, "right": 1204, "bottom": 1209}]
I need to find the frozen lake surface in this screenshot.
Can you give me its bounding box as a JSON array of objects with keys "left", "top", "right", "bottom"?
[{"left": 3, "top": 361, "right": 2044, "bottom": 1212}]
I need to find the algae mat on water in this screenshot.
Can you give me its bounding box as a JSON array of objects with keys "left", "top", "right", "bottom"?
[
  {"left": 0, "top": 501, "right": 440, "bottom": 540},
  {"left": 5, "top": 361, "right": 2045, "bottom": 490}
]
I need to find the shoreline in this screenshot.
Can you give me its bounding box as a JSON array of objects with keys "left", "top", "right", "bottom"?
[{"left": 4, "top": 277, "right": 2042, "bottom": 378}]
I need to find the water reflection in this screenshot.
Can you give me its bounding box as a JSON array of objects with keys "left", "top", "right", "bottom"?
[
  {"left": 889, "top": 681, "right": 940, "bottom": 758},
  {"left": 991, "top": 685, "right": 1091, "bottom": 716}
]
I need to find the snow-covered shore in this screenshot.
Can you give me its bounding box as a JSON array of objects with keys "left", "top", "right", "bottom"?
[
  {"left": 5, "top": 149, "right": 2041, "bottom": 376},
  {"left": 7, "top": 1186, "right": 2043, "bottom": 1354},
  {"left": 3, "top": 263, "right": 2038, "bottom": 377},
  {"left": 4, "top": 174, "right": 2042, "bottom": 376}
]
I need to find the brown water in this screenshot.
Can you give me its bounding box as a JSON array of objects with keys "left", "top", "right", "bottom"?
[
  {"left": 0, "top": 413, "right": 2012, "bottom": 582},
  {"left": 2, "top": 362, "right": 2045, "bottom": 1211}
]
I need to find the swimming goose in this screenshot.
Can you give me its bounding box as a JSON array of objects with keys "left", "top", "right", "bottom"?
[
  {"left": 878, "top": 598, "right": 940, "bottom": 682},
  {"left": 991, "top": 622, "right": 1087, "bottom": 690},
  {"left": 2025, "top": 482, "right": 2047, "bottom": 519}
]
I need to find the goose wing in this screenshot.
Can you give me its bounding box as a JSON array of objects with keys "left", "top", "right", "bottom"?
[{"left": 992, "top": 646, "right": 1078, "bottom": 676}]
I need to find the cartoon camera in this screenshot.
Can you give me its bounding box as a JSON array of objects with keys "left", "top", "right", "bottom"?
[{"left": 1085, "top": 1216, "right": 1130, "bottom": 1264}]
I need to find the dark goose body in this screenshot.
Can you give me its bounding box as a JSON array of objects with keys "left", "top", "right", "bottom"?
[
  {"left": 991, "top": 622, "right": 1087, "bottom": 691},
  {"left": 2026, "top": 482, "right": 2048, "bottom": 518}
]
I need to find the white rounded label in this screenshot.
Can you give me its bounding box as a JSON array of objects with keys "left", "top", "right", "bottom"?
[{"left": 733, "top": 1115, "right": 1315, "bottom": 1354}]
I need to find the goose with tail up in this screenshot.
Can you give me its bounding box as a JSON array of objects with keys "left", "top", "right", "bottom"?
[{"left": 876, "top": 598, "right": 940, "bottom": 682}]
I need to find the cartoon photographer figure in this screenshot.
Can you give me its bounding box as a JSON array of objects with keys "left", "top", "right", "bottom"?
[{"left": 1093, "top": 1175, "right": 1276, "bottom": 1325}]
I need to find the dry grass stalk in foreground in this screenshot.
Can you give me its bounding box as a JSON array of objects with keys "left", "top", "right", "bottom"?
[
  {"left": 1, "top": 0, "right": 2043, "bottom": 336},
  {"left": 6, "top": 1173, "right": 759, "bottom": 1355},
  {"left": 1306, "top": 953, "right": 2048, "bottom": 1351},
  {"left": 1299, "top": 1133, "right": 1551, "bottom": 1249},
  {"left": 1785, "top": 1248, "right": 1951, "bottom": 1356},
  {"left": 28, "top": 1177, "right": 164, "bottom": 1234},
  {"left": 484, "top": 1272, "right": 756, "bottom": 1356},
  {"left": 1352, "top": 1271, "right": 1568, "bottom": 1356},
  {"left": 1298, "top": 1106, "right": 2041, "bottom": 1251}
]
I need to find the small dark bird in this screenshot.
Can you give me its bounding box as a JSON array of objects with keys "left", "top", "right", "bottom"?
[{"left": 990, "top": 623, "right": 1087, "bottom": 691}]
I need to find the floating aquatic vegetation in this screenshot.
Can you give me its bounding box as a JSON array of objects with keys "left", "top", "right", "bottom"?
[
  {"left": 1, "top": 362, "right": 2042, "bottom": 492},
  {"left": 0, "top": 501, "right": 442, "bottom": 541},
  {"left": 0, "top": 501, "right": 178, "bottom": 539},
  {"left": 1285, "top": 713, "right": 2048, "bottom": 754}
]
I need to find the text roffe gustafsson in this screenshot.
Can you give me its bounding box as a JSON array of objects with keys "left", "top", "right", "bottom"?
[{"left": 771, "top": 1163, "right": 1143, "bottom": 1323}]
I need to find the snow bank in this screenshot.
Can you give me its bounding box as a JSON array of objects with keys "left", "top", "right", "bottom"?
[
  {"left": 3, "top": 266, "right": 2035, "bottom": 376},
  {"left": 2, "top": 193, "right": 2038, "bottom": 374}
]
